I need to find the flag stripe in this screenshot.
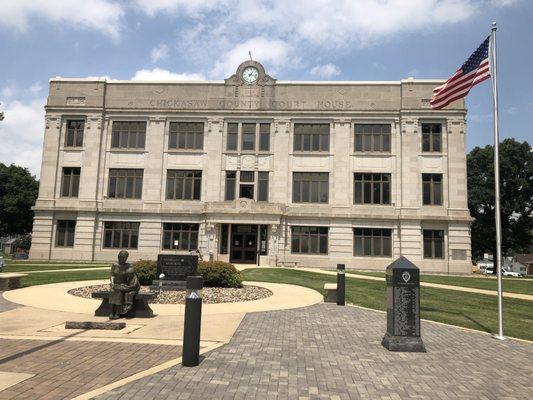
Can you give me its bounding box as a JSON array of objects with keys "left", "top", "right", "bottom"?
[
  {"left": 431, "top": 64, "right": 491, "bottom": 105},
  {"left": 430, "top": 36, "right": 490, "bottom": 109}
]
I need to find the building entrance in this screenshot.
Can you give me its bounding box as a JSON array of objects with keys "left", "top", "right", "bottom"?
[{"left": 230, "top": 225, "right": 258, "bottom": 264}]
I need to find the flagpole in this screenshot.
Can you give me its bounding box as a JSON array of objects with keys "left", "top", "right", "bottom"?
[{"left": 490, "top": 21, "right": 505, "bottom": 340}]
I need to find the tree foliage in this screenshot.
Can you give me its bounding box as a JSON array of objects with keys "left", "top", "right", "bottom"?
[
  {"left": 467, "top": 139, "right": 533, "bottom": 262},
  {"left": 0, "top": 163, "right": 39, "bottom": 236}
]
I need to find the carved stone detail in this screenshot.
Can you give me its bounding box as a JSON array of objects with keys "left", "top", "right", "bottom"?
[{"left": 401, "top": 118, "right": 418, "bottom": 134}]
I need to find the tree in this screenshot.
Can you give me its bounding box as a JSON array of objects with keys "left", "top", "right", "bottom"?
[
  {"left": 467, "top": 139, "right": 533, "bottom": 269},
  {"left": 0, "top": 163, "right": 39, "bottom": 237}
]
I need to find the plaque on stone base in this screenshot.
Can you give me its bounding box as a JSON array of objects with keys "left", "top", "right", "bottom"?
[
  {"left": 381, "top": 256, "right": 426, "bottom": 352},
  {"left": 150, "top": 254, "right": 198, "bottom": 291}
]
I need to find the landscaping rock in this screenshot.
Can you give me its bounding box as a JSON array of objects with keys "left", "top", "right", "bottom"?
[{"left": 69, "top": 284, "right": 273, "bottom": 304}]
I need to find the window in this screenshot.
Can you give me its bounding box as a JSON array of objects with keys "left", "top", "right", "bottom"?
[
  {"left": 220, "top": 224, "right": 229, "bottom": 254},
  {"left": 423, "top": 230, "right": 444, "bottom": 259},
  {"left": 225, "top": 171, "right": 236, "bottom": 201},
  {"left": 227, "top": 123, "right": 238, "bottom": 151},
  {"left": 226, "top": 122, "right": 270, "bottom": 152},
  {"left": 354, "top": 173, "right": 391, "bottom": 204},
  {"left": 169, "top": 122, "right": 204, "bottom": 150},
  {"left": 108, "top": 169, "right": 143, "bottom": 199},
  {"left": 291, "top": 226, "right": 328, "bottom": 254},
  {"left": 65, "top": 120, "right": 84, "bottom": 147},
  {"left": 226, "top": 171, "right": 269, "bottom": 201},
  {"left": 422, "top": 123, "right": 442, "bottom": 152},
  {"left": 241, "top": 123, "right": 256, "bottom": 151},
  {"left": 294, "top": 123, "right": 329, "bottom": 152},
  {"left": 61, "top": 167, "right": 80, "bottom": 197},
  {"left": 166, "top": 170, "right": 201, "bottom": 200},
  {"left": 258, "top": 172, "right": 269, "bottom": 202},
  {"left": 56, "top": 220, "right": 76, "bottom": 247},
  {"left": 422, "top": 174, "right": 443, "bottom": 205},
  {"left": 111, "top": 121, "right": 146, "bottom": 149},
  {"left": 239, "top": 170, "right": 254, "bottom": 199},
  {"left": 162, "top": 223, "right": 199, "bottom": 250},
  {"left": 259, "top": 123, "right": 270, "bottom": 151},
  {"left": 353, "top": 228, "right": 392, "bottom": 257},
  {"left": 103, "top": 222, "right": 139, "bottom": 249},
  {"left": 259, "top": 225, "right": 268, "bottom": 255},
  {"left": 293, "top": 172, "right": 329, "bottom": 203},
  {"left": 354, "top": 124, "right": 391, "bottom": 152}
]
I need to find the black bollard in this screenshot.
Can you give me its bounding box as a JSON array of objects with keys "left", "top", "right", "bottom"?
[
  {"left": 337, "top": 264, "right": 345, "bottom": 306},
  {"left": 182, "top": 275, "right": 203, "bottom": 367}
]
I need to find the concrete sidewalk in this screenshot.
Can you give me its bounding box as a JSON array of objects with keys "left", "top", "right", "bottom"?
[{"left": 294, "top": 267, "right": 533, "bottom": 301}]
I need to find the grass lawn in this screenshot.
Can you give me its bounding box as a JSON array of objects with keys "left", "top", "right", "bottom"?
[
  {"left": 5, "top": 264, "right": 110, "bottom": 272},
  {"left": 242, "top": 268, "right": 533, "bottom": 341},
  {"left": 21, "top": 270, "right": 110, "bottom": 287},
  {"left": 324, "top": 269, "right": 533, "bottom": 296}
]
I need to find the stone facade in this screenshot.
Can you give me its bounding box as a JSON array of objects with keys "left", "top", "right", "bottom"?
[{"left": 30, "top": 60, "right": 472, "bottom": 273}]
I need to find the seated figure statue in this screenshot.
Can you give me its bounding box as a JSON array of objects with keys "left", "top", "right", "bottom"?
[{"left": 109, "top": 250, "right": 140, "bottom": 319}]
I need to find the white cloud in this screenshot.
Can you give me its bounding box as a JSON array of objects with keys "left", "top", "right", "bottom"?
[
  {"left": 131, "top": 68, "right": 205, "bottom": 80},
  {"left": 0, "top": 98, "right": 46, "bottom": 175},
  {"left": 135, "top": 1, "right": 516, "bottom": 79},
  {"left": 310, "top": 64, "right": 341, "bottom": 79},
  {"left": 0, "top": 0, "right": 124, "bottom": 40},
  {"left": 150, "top": 44, "right": 169, "bottom": 63},
  {"left": 490, "top": 0, "right": 519, "bottom": 6},
  {"left": 211, "top": 37, "right": 294, "bottom": 77},
  {"left": 504, "top": 106, "right": 518, "bottom": 114},
  {"left": 27, "top": 82, "right": 43, "bottom": 95},
  {"left": 133, "top": 0, "right": 224, "bottom": 17},
  {"left": 1, "top": 85, "right": 16, "bottom": 100}
]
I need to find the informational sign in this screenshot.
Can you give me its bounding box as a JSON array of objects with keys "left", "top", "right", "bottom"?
[{"left": 156, "top": 254, "right": 198, "bottom": 281}]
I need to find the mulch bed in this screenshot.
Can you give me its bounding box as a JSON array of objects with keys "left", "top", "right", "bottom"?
[{"left": 69, "top": 284, "right": 273, "bottom": 304}]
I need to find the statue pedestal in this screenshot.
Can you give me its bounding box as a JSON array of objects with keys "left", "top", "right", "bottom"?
[{"left": 150, "top": 280, "right": 186, "bottom": 291}]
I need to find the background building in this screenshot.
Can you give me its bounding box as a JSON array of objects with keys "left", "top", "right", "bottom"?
[{"left": 29, "top": 60, "right": 471, "bottom": 273}]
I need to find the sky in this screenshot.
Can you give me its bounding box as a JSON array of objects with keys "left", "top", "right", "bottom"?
[{"left": 0, "top": 0, "right": 531, "bottom": 176}]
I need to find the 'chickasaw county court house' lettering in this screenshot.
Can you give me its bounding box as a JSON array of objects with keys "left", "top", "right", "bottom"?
[{"left": 30, "top": 60, "right": 472, "bottom": 273}]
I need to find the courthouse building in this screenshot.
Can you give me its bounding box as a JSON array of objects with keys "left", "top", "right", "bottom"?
[{"left": 30, "top": 60, "right": 472, "bottom": 273}]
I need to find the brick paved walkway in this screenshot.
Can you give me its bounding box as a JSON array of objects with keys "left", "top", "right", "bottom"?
[
  {"left": 0, "top": 338, "right": 181, "bottom": 399},
  {"left": 99, "top": 304, "right": 533, "bottom": 400}
]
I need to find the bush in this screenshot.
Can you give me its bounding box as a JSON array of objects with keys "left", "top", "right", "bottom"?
[
  {"left": 198, "top": 261, "right": 242, "bottom": 288},
  {"left": 133, "top": 259, "right": 157, "bottom": 285}
]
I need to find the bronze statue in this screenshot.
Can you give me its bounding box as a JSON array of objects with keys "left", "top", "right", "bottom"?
[{"left": 109, "top": 250, "right": 140, "bottom": 319}]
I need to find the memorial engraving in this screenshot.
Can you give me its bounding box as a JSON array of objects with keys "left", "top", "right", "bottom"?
[
  {"left": 151, "top": 254, "right": 198, "bottom": 291},
  {"left": 382, "top": 256, "right": 426, "bottom": 352}
]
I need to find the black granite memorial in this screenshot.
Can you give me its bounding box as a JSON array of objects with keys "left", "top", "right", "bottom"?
[
  {"left": 150, "top": 254, "right": 198, "bottom": 291},
  {"left": 381, "top": 256, "right": 426, "bottom": 352}
]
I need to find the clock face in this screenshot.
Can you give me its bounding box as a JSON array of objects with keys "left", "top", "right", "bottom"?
[{"left": 242, "top": 66, "right": 259, "bottom": 84}]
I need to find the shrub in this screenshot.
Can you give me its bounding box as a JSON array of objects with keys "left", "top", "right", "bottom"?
[
  {"left": 198, "top": 261, "right": 242, "bottom": 288},
  {"left": 133, "top": 259, "right": 157, "bottom": 285}
]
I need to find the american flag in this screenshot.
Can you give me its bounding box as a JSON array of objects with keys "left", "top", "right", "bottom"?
[{"left": 430, "top": 36, "right": 491, "bottom": 109}]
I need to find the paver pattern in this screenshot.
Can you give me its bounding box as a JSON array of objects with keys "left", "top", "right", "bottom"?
[
  {"left": 0, "top": 293, "right": 20, "bottom": 313},
  {"left": 99, "top": 304, "right": 533, "bottom": 400},
  {"left": 0, "top": 338, "right": 181, "bottom": 399}
]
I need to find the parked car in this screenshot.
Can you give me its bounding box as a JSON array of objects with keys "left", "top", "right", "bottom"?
[
  {"left": 0, "top": 256, "right": 5, "bottom": 272},
  {"left": 12, "top": 252, "right": 28, "bottom": 260},
  {"left": 502, "top": 270, "right": 523, "bottom": 278},
  {"left": 484, "top": 267, "right": 523, "bottom": 277}
]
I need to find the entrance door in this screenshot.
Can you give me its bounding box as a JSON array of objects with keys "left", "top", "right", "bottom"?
[{"left": 230, "top": 225, "right": 257, "bottom": 264}]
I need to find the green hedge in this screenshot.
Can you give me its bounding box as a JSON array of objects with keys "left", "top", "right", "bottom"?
[
  {"left": 198, "top": 261, "right": 243, "bottom": 288},
  {"left": 133, "top": 259, "right": 157, "bottom": 285},
  {"left": 132, "top": 259, "right": 242, "bottom": 288}
]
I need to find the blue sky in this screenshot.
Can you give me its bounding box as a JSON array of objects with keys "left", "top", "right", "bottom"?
[{"left": 0, "top": 0, "right": 531, "bottom": 175}]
